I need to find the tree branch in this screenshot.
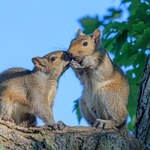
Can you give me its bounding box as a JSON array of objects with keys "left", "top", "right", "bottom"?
[{"left": 0, "top": 119, "right": 145, "bottom": 150}]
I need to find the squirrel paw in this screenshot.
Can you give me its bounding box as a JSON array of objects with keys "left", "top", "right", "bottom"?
[
  {"left": 18, "top": 121, "right": 36, "bottom": 128},
  {"left": 0, "top": 116, "right": 15, "bottom": 125},
  {"left": 81, "top": 56, "right": 95, "bottom": 68},
  {"left": 18, "top": 122, "right": 29, "bottom": 127},
  {"left": 93, "top": 119, "right": 117, "bottom": 130},
  {"left": 70, "top": 60, "right": 84, "bottom": 70},
  {"left": 47, "top": 121, "right": 66, "bottom": 130},
  {"left": 56, "top": 121, "right": 66, "bottom": 130}
]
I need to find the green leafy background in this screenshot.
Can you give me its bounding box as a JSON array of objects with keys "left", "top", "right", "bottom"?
[{"left": 74, "top": 0, "right": 150, "bottom": 130}]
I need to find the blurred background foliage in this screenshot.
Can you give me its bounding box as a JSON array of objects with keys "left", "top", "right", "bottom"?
[{"left": 74, "top": 0, "right": 150, "bottom": 130}]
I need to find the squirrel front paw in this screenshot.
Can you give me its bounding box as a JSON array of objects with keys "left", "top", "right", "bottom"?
[
  {"left": 46, "top": 121, "right": 66, "bottom": 130},
  {"left": 81, "top": 56, "right": 96, "bottom": 68},
  {"left": 70, "top": 56, "right": 96, "bottom": 70},
  {"left": 70, "top": 60, "right": 84, "bottom": 70}
]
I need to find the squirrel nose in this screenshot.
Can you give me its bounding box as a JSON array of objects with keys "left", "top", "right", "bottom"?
[
  {"left": 68, "top": 52, "right": 73, "bottom": 58},
  {"left": 68, "top": 51, "right": 76, "bottom": 60}
]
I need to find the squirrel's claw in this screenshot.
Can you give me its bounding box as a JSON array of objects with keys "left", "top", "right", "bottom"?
[
  {"left": 70, "top": 60, "right": 84, "bottom": 69},
  {"left": 46, "top": 121, "right": 66, "bottom": 130},
  {"left": 1, "top": 116, "right": 15, "bottom": 123},
  {"left": 93, "top": 119, "right": 118, "bottom": 130},
  {"left": 56, "top": 121, "right": 66, "bottom": 130}
]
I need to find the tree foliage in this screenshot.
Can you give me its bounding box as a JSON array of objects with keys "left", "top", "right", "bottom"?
[{"left": 74, "top": 0, "right": 150, "bottom": 130}]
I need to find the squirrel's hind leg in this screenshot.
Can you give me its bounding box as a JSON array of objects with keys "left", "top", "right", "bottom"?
[
  {"left": 18, "top": 113, "right": 37, "bottom": 127},
  {"left": 0, "top": 99, "right": 15, "bottom": 123}
]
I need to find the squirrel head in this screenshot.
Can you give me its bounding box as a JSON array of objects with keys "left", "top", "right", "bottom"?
[
  {"left": 68, "top": 29, "right": 101, "bottom": 62},
  {"left": 32, "top": 51, "right": 71, "bottom": 79}
]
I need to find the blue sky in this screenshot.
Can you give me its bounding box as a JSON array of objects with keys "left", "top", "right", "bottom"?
[{"left": 0, "top": 0, "right": 122, "bottom": 126}]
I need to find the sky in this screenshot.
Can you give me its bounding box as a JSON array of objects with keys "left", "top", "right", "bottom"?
[{"left": 0, "top": 0, "right": 122, "bottom": 126}]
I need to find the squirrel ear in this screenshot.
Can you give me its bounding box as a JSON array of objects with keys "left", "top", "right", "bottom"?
[
  {"left": 91, "top": 29, "right": 101, "bottom": 45},
  {"left": 32, "top": 57, "right": 46, "bottom": 72},
  {"left": 78, "top": 29, "right": 84, "bottom": 36}
]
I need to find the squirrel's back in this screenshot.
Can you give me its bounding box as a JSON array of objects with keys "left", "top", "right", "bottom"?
[{"left": 0, "top": 68, "right": 32, "bottom": 83}]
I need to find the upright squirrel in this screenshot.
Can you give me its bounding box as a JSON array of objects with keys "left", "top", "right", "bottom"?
[
  {"left": 68, "top": 29, "right": 129, "bottom": 129},
  {"left": 0, "top": 51, "right": 70, "bottom": 127}
]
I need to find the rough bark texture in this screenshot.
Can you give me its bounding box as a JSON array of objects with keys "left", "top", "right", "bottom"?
[
  {"left": 0, "top": 119, "right": 145, "bottom": 150},
  {"left": 135, "top": 55, "right": 150, "bottom": 150}
]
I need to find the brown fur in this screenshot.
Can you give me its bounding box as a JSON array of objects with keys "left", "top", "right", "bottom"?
[
  {"left": 68, "top": 29, "right": 129, "bottom": 129},
  {"left": 0, "top": 51, "right": 70, "bottom": 127}
]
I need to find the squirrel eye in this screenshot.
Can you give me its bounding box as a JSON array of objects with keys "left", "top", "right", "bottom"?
[
  {"left": 82, "top": 41, "right": 88, "bottom": 46},
  {"left": 50, "top": 56, "right": 57, "bottom": 62}
]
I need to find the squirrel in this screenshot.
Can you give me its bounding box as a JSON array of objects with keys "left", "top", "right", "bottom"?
[
  {"left": 0, "top": 68, "right": 37, "bottom": 127},
  {"left": 0, "top": 51, "right": 70, "bottom": 127},
  {"left": 68, "top": 29, "right": 129, "bottom": 130}
]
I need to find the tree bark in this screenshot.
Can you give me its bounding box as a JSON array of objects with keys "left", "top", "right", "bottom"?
[
  {"left": 135, "top": 55, "right": 150, "bottom": 150},
  {"left": 0, "top": 119, "right": 145, "bottom": 150}
]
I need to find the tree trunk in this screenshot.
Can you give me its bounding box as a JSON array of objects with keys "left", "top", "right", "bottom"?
[
  {"left": 135, "top": 55, "right": 150, "bottom": 150},
  {"left": 0, "top": 119, "right": 145, "bottom": 150}
]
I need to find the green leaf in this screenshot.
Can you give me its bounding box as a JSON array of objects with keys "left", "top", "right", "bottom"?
[
  {"left": 122, "top": 0, "right": 131, "bottom": 2},
  {"left": 79, "top": 16, "right": 101, "bottom": 34},
  {"left": 128, "top": 115, "right": 136, "bottom": 130},
  {"left": 73, "top": 99, "right": 83, "bottom": 124},
  {"left": 113, "top": 30, "right": 128, "bottom": 56},
  {"left": 104, "top": 8, "right": 122, "bottom": 20}
]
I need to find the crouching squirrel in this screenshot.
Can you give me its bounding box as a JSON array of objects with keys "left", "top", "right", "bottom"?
[
  {"left": 68, "top": 29, "right": 129, "bottom": 129},
  {"left": 0, "top": 51, "right": 70, "bottom": 127}
]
